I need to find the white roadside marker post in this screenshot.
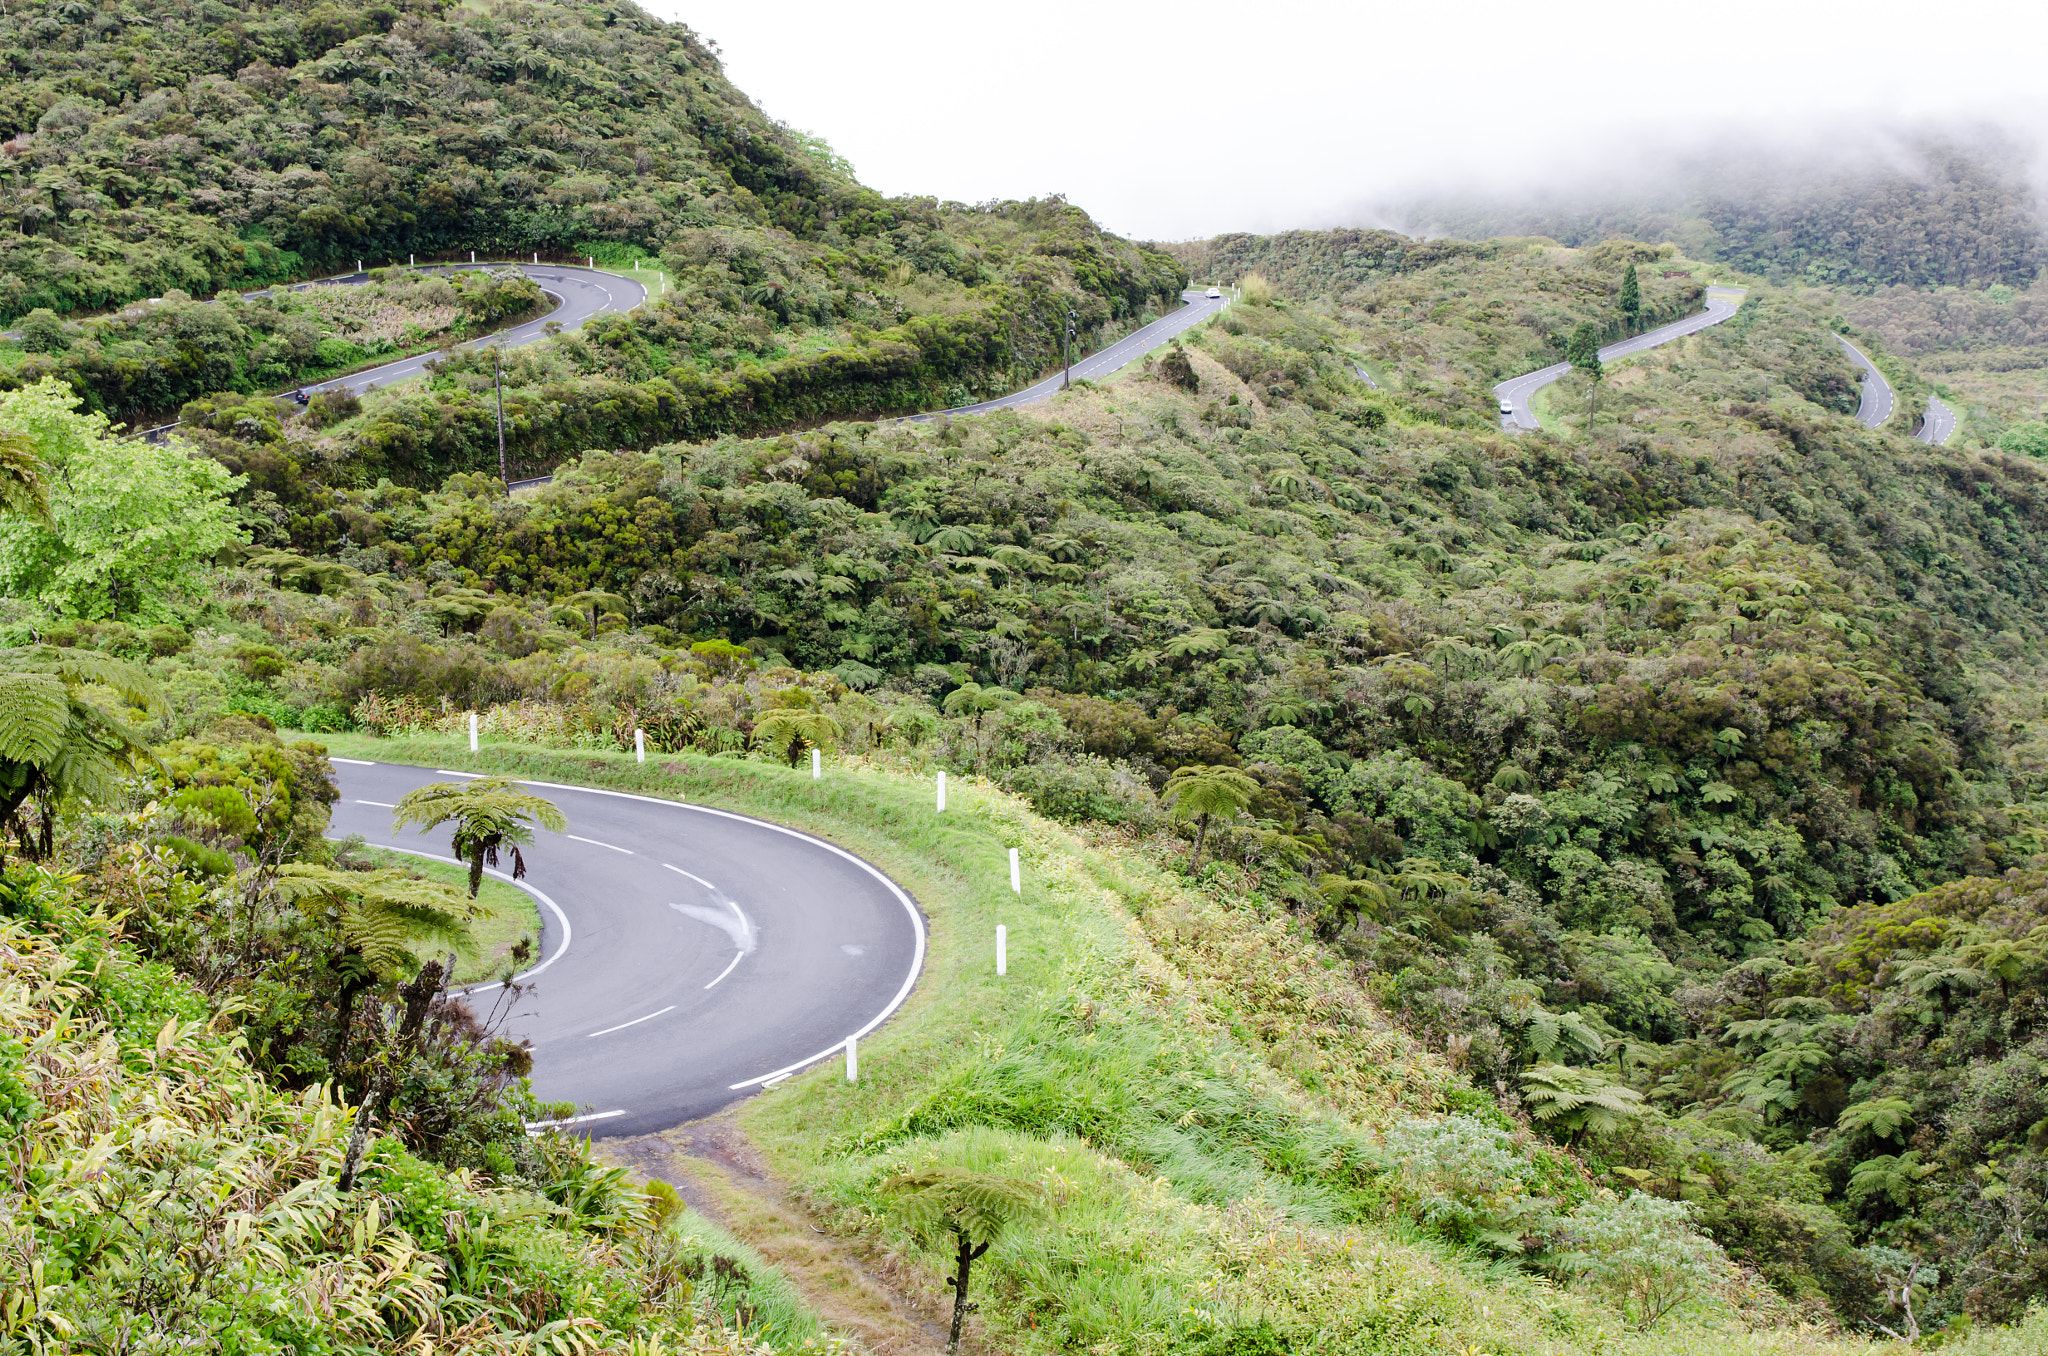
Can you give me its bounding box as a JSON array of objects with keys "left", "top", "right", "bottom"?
[
  {"left": 937, "top": 770, "right": 947, "bottom": 812},
  {"left": 812, "top": 748, "right": 821, "bottom": 779},
  {"left": 635, "top": 728, "right": 645, "bottom": 763},
  {"left": 997, "top": 924, "right": 1007, "bottom": 976},
  {"left": 356, "top": 258, "right": 362, "bottom": 273},
  {"left": 845, "top": 1036, "right": 858, "bottom": 1081},
  {"left": 468, "top": 711, "right": 478, "bottom": 752},
  {"left": 470, "top": 250, "right": 475, "bottom": 263},
  {"left": 587, "top": 256, "right": 593, "bottom": 269},
  {"left": 533, "top": 251, "right": 538, "bottom": 264},
  {"left": 1009, "top": 847, "right": 1020, "bottom": 895},
  {"left": 409, "top": 253, "right": 414, "bottom": 266}
]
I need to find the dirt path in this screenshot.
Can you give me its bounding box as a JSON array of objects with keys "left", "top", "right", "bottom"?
[{"left": 601, "top": 1109, "right": 956, "bottom": 1355}]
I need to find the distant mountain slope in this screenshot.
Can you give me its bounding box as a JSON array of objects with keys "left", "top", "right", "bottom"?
[{"left": 1400, "top": 133, "right": 2047, "bottom": 291}]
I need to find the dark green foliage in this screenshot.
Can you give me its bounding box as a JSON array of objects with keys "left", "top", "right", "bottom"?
[
  {"left": 1405, "top": 133, "right": 2045, "bottom": 289},
  {"left": 1565, "top": 321, "right": 1602, "bottom": 376},
  {"left": 1620, "top": 262, "right": 1641, "bottom": 331}
]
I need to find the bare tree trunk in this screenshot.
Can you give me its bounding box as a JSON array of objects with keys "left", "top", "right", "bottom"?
[
  {"left": 945, "top": 1233, "right": 989, "bottom": 1356},
  {"left": 338, "top": 958, "right": 446, "bottom": 1191}
]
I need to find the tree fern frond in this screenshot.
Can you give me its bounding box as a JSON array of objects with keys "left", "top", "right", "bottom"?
[{"left": 0, "top": 672, "right": 69, "bottom": 765}]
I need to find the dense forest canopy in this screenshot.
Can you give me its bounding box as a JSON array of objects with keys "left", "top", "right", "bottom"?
[
  {"left": 1400, "top": 133, "right": 2047, "bottom": 292},
  {"left": 0, "top": 0, "right": 1187, "bottom": 431},
  {"left": 8, "top": 0, "right": 2048, "bottom": 1348}
]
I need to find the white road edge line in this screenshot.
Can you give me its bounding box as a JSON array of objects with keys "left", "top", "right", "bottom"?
[
  {"left": 567, "top": 833, "right": 632, "bottom": 854},
  {"left": 347, "top": 841, "right": 573, "bottom": 989},
  {"left": 704, "top": 950, "right": 744, "bottom": 990},
  {"left": 435, "top": 769, "right": 484, "bottom": 778},
  {"left": 343, "top": 768, "right": 928, "bottom": 1096},
  {"left": 663, "top": 862, "right": 717, "bottom": 890},
  {"left": 331, "top": 757, "right": 376, "bottom": 765},
  {"left": 526, "top": 1108, "right": 627, "bottom": 1130},
  {"left": 587, "top": 1004, "right": 675, "bottom": 1037},
  {"left": 355, "top": 799, "right": 396, "bottom": 808}
]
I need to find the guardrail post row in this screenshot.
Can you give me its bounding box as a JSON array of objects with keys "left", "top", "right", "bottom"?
[
  {"left": 997, "top": 924, "right": 1007, "bottom": 976},
  {"left": 468, "top": 711, "right": 478, "bottom": 752},
  {"left": 812, "top": 748, "right": 821, "bottom": 779},
  {"left": 937, "top": 770, "right": 947, "bottom": 813},
  {"left": 635, "top": 729, "right": 645, "bottom": 763},
  {"left": 845, "top": 1036, "right": 858, "bottom": 1081},
  {"left": 1009, "top": 847, "right": 1020, "bottom": 894}
]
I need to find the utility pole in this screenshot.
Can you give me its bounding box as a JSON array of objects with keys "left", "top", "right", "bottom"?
[
  {"left": 1061, "top": 307, "right": 1077, "bottom": 389},
  {"left": 494, "top": 348, "right": 507, "bottom": 484}
]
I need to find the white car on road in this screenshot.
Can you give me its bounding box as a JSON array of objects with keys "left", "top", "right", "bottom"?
[
  {"left": 1206, "top": 287, "right": 1222, "bottom": 298},
  {"left": 1499, "top": 397, "right": 1516, "bottom": 415}
]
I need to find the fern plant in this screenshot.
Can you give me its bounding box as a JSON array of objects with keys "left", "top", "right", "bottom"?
[
  {"left": 1519, "top": 1063, "right": 1646, "bottom": 1143},
  {"left": 0, "top": 646, "right": 159, "bottom": 862},
  {"left": 880, "top": 1165, "right": 1048, "bottom": 1356},
  {"left": 390, "top": 777, "right": 565, "bottom": 898}
]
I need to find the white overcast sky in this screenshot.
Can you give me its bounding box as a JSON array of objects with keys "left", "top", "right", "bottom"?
[{"left": 643, "top": 0, "right": 2046, "bottom": 242}]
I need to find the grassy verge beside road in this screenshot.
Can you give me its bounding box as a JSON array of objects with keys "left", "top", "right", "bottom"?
[{"left": 297, "top": 731, "right": 2048, "bottom": 1354}]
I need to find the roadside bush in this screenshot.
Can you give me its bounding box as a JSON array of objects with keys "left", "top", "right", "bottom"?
[{"left": 999, "top": 753, "right": 1159, "bottom": 828}]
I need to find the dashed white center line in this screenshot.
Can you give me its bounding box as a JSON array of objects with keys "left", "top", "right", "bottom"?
[
  {"left": 355, "top": 799, "right": 396, "bottom": 808},
  {"left": 587, "top": 1005, "right": 675, "bottom": 1038},
  {"left": 567, "top": 834, "right": 631, "bottom": 854},
  {"left": 704, "top": 950, "right": 744, "bottom": 990},
  {"left": 663, "top": 862, "right": 717, "bottom": 890}
]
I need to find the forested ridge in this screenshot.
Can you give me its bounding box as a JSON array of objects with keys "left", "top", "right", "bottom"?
[
  {"left": 1405, "top": 134, "right": 2047, "bottom": 292},
  {"left": 0, "top": 0, "right": 1186, "bottom": 431},
  {"left": 5, "top": 0, "right": 2048, "bottom": 1350}
]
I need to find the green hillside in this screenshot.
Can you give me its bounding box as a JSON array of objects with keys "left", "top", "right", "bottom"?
[
  {"left": 4, "top": 0, "right": 2048, "bottom": 1350},
  {"left": 1398, "top": 133, "right": 2046, "bottom": 291},
  {"left": 0, "top": 0, "right": 1185, "bottom": 427}
]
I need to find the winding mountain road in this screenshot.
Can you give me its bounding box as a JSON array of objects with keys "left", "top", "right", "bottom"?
[
  {"left": 912, "top": 289, "right": 1227, "bottom": 420},
  {"left": 328, "top": 759, "right": 923, "bottom": 1135},
  {"left": 1494, "top": 286, "right": 1747, "bottom": 430},
  {"left": 1919, "top": 395, "right": 1958, "bottom": 445},
  {"left": 305, "top": 264, "right": 649, "bottom": 399},
  {"left": 1834, "top": 334, "right": 1895, "bottom": 430}
]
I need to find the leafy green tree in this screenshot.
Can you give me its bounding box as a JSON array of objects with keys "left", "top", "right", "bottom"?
[
  {"left": 1620, "top": 262, "right": 1642, "bottom": 333},
  {"left": 391, "top": 777, "right": 566, "bottom": 898},
  {"left": 0, "top": 647, "right": 159, "bottom": 862},
  {"left": 1566, "top": 321, "right": 1604, "bottom": 377},
  {"left": 1996, "top": 422, "right": 2048, "bottom": 458},
  {"left": 879, "top": 1166, "right": 1049, "bottom": 1356},
  {"left": 1161, "top": 764, "right": 1258, "bottom": 875},
  {"left": 0, "top": 380, "right": 244, "bottom": 619}
]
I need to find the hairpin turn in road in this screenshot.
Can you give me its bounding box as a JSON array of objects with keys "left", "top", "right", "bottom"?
[{"left": 327, "top": 759, "right": 924, "bottom": 1137}]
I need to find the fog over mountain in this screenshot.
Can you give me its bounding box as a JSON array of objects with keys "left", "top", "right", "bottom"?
[{"left": 674, "top": 0, "right": 2047, "bottom": 245}]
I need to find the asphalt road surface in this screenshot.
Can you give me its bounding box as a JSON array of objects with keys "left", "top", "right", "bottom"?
[
  {"left": 1494, "top": 286, "right": 1748, "bottom": 430},
  {"left": 909, "top": 288, "right": 1227, "bottom": 420},
  {"left": 328, "top": 759, "right": 924, "bottom": 1136},
  {"left": 304, "top": 264, "right": 649, "bottom": 400},
  {"left": 1919, "top": 394, "right": 1958, "bottom": 445},
  {"left": 1834, "top": 335, "right": 1895, "bottom": 429}
]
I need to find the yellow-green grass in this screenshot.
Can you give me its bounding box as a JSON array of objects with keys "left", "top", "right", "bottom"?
[
  {"left": 347, "top": 843, "right": 541, "bottom": 985},
  {"left": 295, "top": 730, "right": 2047, "bottom": 1355}
]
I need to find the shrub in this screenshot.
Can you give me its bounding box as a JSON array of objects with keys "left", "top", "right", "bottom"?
[
  {"left": 998, "top": 753, "right": 1159, "bottom": 828},
  {"left": 1558, "top": 1191, "right": 1726, "bottom": 1331}
]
